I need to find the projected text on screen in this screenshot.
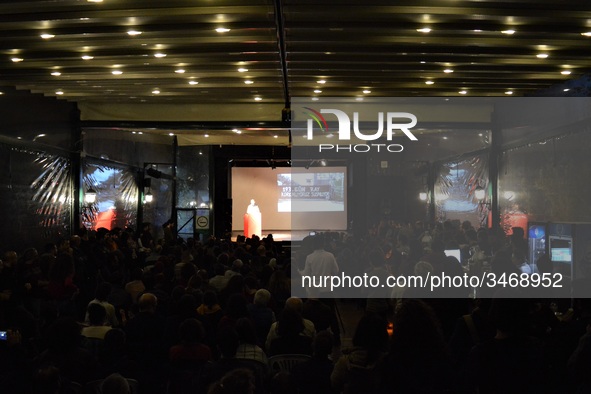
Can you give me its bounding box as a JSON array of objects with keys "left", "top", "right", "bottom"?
[{"left": 277, "top": 172, "right": 345, "bottom": 212}]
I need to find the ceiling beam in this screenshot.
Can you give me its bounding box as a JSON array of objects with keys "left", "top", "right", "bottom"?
[{"left": 274, "top": 0, "right": 290, "bottom": 109}]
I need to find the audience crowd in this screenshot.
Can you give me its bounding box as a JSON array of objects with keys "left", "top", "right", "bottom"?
[{"left": 0, "top": 219, "right": 590, "bottom": 393}]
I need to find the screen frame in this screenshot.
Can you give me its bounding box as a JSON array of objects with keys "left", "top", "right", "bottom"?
[
  {"left": 230, "top": 166, "right": 348, "bottom": 232},
  {"left": 444, "top": 249, "right": 462, "bottom": 263},
  {"left": 549, "top": 235, "right": 573, "bottom": 264}
]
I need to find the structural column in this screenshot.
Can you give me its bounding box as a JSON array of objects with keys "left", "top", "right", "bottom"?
[
  {"left": 70, "top": 106, "right": 82, "bottom": 232},
  {"left": 490, "top": 110, "right": 501, "bottom": 230},
  {"left": 427, "top": 162, "right": 436, "bottom": 224}
]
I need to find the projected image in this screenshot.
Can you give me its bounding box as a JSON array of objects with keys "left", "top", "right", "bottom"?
[
  {"left": 83, "top": 164, "right": 138, "bottom": 231},
  {"left": 231, "top": 166, "right": 347, "bottom": 231},
  {"left": 436, "top": 156, "right": 487, "bottom": 225},
  {"left": 277, "top": 172, "right": 345, "bottom": 212}
]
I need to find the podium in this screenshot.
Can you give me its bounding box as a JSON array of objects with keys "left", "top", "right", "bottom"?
[{"left": 244, "top": 212, "right": 262, "bottom": 238}]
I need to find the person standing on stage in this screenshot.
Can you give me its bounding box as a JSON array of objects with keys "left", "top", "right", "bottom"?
[{"left": 247, "top": 199, "right": 260, "bottom": 215}]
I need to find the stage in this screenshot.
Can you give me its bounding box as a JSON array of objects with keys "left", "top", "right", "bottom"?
[{"left": 231, "top": 230, "right": 313, "bottom": 242}]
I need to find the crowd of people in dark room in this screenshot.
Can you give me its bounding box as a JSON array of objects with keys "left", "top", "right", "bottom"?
[{"left": 0, "top": 218, "right": 591, "bottom": 393}]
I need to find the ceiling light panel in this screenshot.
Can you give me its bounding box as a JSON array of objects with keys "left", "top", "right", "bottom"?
[{"left": 0, "top": 1, "right": 588, "bottom": 108}]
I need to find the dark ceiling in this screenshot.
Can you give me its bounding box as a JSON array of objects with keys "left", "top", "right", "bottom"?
[{"left": 1, "top": 0, "right": 589, "bottom": 145}]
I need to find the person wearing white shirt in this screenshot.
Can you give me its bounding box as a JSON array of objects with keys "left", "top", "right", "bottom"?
[
  {"left": 85, "top": 282, "right": 119, "bottom": 327},
  {"left": 247, "top": 199, "right": 260, "bottom": 215},
  {"left": 513, "top": 250, "right": 538, "bottom": 275},
  {"left": 300, "top": 235, "right": 339, "bottom": 295}
]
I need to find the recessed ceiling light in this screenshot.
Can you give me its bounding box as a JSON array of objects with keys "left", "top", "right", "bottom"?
[
  {"left": 137, "top": 132, "right": 143, "bottom": 135},
  {"left": 254, "top": 97, "right": 262, "bottom": 101},
  {"left": 11, "top": 57, "right": 23, "bottom": 62},
  {"left": 152, "top": 89, "right": 160, "bottom": 94},
  {"left": 204, "top": 134, "right": 210, "bottom": 137},
  {"left": 317, "top": 79, "right": 326, "bottom": 84},
  {"left": 501, "top": 29, "right": 516, "bottom": 35},
  {"left": 0, "top": 92, "right": 3, "bottom": 95},
  {"left": 505, "top": 90, "right": 513, "bottom": 95},
  {"left": 420, "top": 61, "right": 426, "bottom": 64},
  {"left": 51, "top": 71, "right": 61, "bottom": 76},
  {"left": 273, "top": 135, "right": 278, "bottom": 138},
  {"left": 417, "top": 28, "right": 431, "bottom": 33},
  {"left": 81, "top": 55, "right": 93, "bottom": 60},
  {"left": 169, "top": 133, "right": 174, "bottom": 136},
  {"left": 581, "top": 32, "right": 591, "bottom": 37},
  {"left": 112, "top": 70, "right": 123, "bottom": 75},
  {"left": 459, "top": 90, "right": 467, "bottom": 94},
  {"left": 478, "top": 133, "right": 483, "bottom": 136},
  {"left": 55, "top": 91, "right": 64, "bottom": 95},
  {"left": 127, "top": 30, "right": 142, "bottom": 36},
  {"left": 561, "top": 70, "right": 572, "bottom": 75},
  {"left": 536, "top": 53, "right": 549, "bottom": 59},
  {"left": 188, "top": 80, "right": 199, "bottom": 85},
  {"left": 87, "top": 0, "right": 103, "bottom": 2},
  {"left": 154, "top": 53, "right": 166, "bottom": 58},
  {"left": 443, "top": 69, "right": 454, "bottom": 73},
  {"left": 314, "top": 89, "right": 322, "bottom": 93},
  {"left": 362, "top": 89, "right": 371, "bottom": 94},
  {"left": 473, "top": 29, "right": 482, "bottom": 32},
  {"left": 425, "top": 80, "right": 434, "bottom": 85},
  {"left": 175, "top": 69, "right": 185, "bottom": 73},
  {"left": 215, "top": 27, "right": 230, "bottom": 33},
  {"left": 238, "top": 68, "right": 248, "bottom": 72},
  {"left": 244, "top": 80, "right": 254, "bottom": 84},
  {"left": 311, "top": 97, "right": 319, "bottom": 101},
  {"left": 442, "top": 136, "right": 448, "bottom": 140},
  {"left": 564, "top": 88, "right": 570, "bottom": 92},
  {"left": 40, "top": 34, "right": 55, "bottom": 39}
]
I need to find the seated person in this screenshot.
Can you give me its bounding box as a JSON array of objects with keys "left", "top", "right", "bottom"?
[
  {"left": 99, "top": 329, "right": 140, "bottom": 381},
  {"left": 331, "top": 313, "right": 388, "bottom": 394},
  {"left": 268, "top": 308, "right": 313, "bottom": 356},
  {"left": 248, "top": 289, "right": 276, "bottom": 347},
  {"left": 86, "top": 282, "right": 119, "bottom": 327},
  {"left": 200, "top": 327, "right": 268, "bottom": 394},
  {"left": 266, "top": 297, "right": 315, "bottom": 352},
  {"left": 292, "top": 331, "right": 335, "bottom": 394},
  {"left": 208, "top": 369, "right": 256, "bottom": 394},
  {"left": 169, "top": 318, "right": 212, "bottom": 368},
  {"left": 235, "top": 318, "right": 269, "bottom": 366},
  {"left": 82, "top": 303, "right": 112, "bottom": 340}
]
